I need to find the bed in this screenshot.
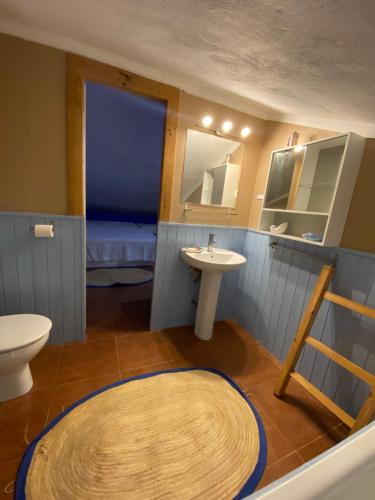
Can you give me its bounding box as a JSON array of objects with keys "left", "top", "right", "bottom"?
[{"left": 86, "top": 220, "right": 157, "bottom": 268}]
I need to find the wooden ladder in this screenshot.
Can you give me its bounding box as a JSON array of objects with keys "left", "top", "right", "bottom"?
[{"left": 274, "top": 264, "right": 375, "bottom": 435}]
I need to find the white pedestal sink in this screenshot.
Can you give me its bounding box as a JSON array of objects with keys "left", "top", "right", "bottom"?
[{"left": 181, "top": 248, "right": 246, "bottom": 340}]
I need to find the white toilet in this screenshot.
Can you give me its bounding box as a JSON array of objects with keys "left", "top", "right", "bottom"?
[{"left": 0, "top": 314, "right": 52, "bottom": 402}]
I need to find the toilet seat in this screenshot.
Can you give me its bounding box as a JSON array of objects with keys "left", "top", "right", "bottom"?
[{"left": 0, "top": 314, "right": 52, "bottom": 354}]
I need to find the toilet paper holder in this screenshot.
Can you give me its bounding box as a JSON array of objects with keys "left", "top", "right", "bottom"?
[{"left": 32, "top": 223, "right": 55, "bottom": 238}]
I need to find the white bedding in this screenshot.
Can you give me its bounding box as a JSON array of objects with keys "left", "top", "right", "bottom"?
[{"left": 86, "top": 220, "right": 157, "bottom": 267}]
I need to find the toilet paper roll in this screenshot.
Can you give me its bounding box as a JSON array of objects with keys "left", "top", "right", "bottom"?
[{"left": 34, "top": 224, "right": 54, "bottom": 238}]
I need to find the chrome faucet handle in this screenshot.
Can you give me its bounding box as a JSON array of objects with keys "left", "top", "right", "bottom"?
[{"left": 208, "top": 233, "right": 216, "bottom": 251}]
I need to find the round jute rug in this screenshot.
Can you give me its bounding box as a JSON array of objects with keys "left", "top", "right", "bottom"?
[{"left": 16, "top": 369, "right": 267, "bottom": 499}]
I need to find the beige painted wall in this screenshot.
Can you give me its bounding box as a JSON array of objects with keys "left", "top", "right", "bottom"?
[
  {"left": 0, "top": 34, "right": 67, "bottom": 214},
  {"left": 170, "top": 92, "right": 266, "bottom": 227},
  {"left": 0, "top": 34, "right": 373, "bottom": 251},
  {"left": 341, "top": 138, "right": 375, "bottom": 252}
]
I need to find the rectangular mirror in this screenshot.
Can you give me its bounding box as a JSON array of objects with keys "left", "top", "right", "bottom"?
[
  {"left": 181, "top": 129, "right": 244, "bottom": 208},
  {"left": 264, "top": 135, "right": 346, "bottom": 213}
]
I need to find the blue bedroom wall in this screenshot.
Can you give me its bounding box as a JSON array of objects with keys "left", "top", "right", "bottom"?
[
  {"left": 85, "top": 81, "right": 166, "bottom": 223},
  {"left": 151, "top": 222, "right": 375, "bottom": 419}
]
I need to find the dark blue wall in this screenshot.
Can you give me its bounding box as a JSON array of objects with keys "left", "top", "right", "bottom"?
[{"left": 86, "top": 82, "right": 166, "bottom": 223}]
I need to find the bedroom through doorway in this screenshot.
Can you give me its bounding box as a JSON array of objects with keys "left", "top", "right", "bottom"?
[{"left": 85, "top": 81, "right": 166, "bottom": 339}]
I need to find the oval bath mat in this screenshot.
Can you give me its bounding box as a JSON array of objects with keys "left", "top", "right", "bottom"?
[
  {"left": 86, "top": 267, "right": 153, "bottom": 287},
  {"left": 16, "top": 368, "right": 267, "bottom": 499}
]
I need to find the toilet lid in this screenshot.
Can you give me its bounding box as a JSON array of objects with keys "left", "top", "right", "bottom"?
[{"left": 0, "top": 314, "right": 52, "bottom": 353}]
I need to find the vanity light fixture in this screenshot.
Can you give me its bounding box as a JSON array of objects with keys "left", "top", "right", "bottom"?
[
  {"left": 221, "top": 121, "right": 233, "bottom": 134},
  {"left": 240, "top": 127, "right": 251, "bottom": 138},
  {"left": 198, "top": 116, "right": 251, "bottom": 140},
  {"left": 201, "top": 115, "right": 213, "bottom": 128},
  {"left": 294, "top": 144, "right": 305, "bottom": 153}
]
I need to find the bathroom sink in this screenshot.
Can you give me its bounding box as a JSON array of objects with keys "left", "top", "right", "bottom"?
[
  {"left": 181, "top": 247, "right": 246, "bottom": 341},
  {"left": 181, "top": 248, "right": 246, "bottom": 272}
]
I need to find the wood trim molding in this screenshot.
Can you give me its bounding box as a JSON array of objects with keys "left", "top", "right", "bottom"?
[{"left": 66, "top": 53, "right": 180, "bottom": 219}]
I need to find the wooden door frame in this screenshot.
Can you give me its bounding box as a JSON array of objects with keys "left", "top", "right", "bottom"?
[{"left": 66, "top": 53, "right": 180, "bottom": 219}]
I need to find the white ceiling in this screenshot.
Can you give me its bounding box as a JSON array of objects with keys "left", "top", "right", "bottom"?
[{"left": 1, "top": 0, "right": 375, "bottom": 135}]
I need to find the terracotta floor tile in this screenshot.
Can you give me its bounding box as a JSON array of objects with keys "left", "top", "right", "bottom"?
[
  {"left": 115, "top": 300, "right": 151, "bottom": 333},
  {"left": 214, "top": 342, "right": 281, "bottom": 389},
  {"left": 48, "top": 372, "right": 121, "bottom": 421},
  {"left": 210, "top": 320, "right": 256, "bottom": 348},
  {"left": 3, "top": 303, "right": 346, "bottom": 492},
  {"left": 249, "top": 379, "right": 342, "bottom": 449},
  {"left": 57, "top": 338, "right": 118, "bottom": 384},
  {"left": 161, "top": 321, "right": 255, "bottom": 360},
  {"left": 297, "top": 433, "right": 337, "bottom": 463},
  {"left": 86, "top": 283, "right": 153, "bottom": 340},
  {"left": 161, "top": 325, "right": 212, "bottom": 357},
  {"left": 117, "top": 331, "right": 172, "bottom": 371},
  {"left": 172, "top": 353, "right": 227, "bottom": 373},
  {"left": 85, "top": 323, "right": 116, "bottom": 342},
  {"left": 256, "top": 452, "right": 304, "bottom": 491},
  {"left": 30, "top": 345, "right": 63, "bottom": 390},
  {"left": 120, "top": 360, "right": 178, "bottom": 379},
  {"left": 249, "top": 398, "right": 294, "bottom": 466},
  {"left": 326, "top": 422, "right": 350, "bottom": 441},
  {"left": 0, "top": 460, "right": 19, "bottom": 499},
  {"left": 85, "top": 304, "right": 119, "bottom": 341},
  {"left": 0, "top": 389, "right": 50, "bottom": 463},
  {"left": 87, "top": 281, "right": 153, "bottom": 308},
  {"left": 297, "top": 423, "right": 349, "bottom": 463}
]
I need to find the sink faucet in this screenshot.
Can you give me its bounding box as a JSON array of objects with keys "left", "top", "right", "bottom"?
[{"left": 208, "top": 233, "right": 216, "bottom": 252}]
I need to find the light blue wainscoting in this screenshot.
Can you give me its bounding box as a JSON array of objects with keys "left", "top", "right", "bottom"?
[
  {"left": 234, "top": 230, "right": 375, "bottom": 418},
  {"left": 0, "top": 212, "right": 85, "bottom": 344},
  {"left": 150, "top": 222, "right": 247, "bottom": 330},
  {"left": 151, "top": 222, "right": 375, "bottom": 417}
]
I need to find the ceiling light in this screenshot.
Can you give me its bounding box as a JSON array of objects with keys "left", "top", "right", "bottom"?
[
  {"left": 222, "top": 121, "right": 233, "bottom": 133},
  {"left": 201, "top": 115, "right": 213, "bottom": 128},
  {"left": 294, "top": 145, "right": 304, "bottom": 153},
  {"left": 241, "top": 127, "right": 251, "bottom": 138}
]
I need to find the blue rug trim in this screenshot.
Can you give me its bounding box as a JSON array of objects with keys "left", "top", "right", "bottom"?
[{"left": 16, "top": 367, "right": 267, "bottom": 499}]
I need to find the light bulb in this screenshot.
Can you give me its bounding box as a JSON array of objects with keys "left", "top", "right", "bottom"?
[
  {"left": 201, "top": 115, "right": 213, "bottom": 128},
  {"left": 294, "top": 145, "right": 304, "bottom": 153},
  {"left": 241, "top": 127, "right": 251, "bottom": 138},
  {"left": 222, "top": 121, "right": 233, "bottom": 133}
]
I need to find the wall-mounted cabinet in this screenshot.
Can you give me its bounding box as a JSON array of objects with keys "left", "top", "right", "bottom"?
[{"left": 258, "top": 133, "right": 365, "bottom": 246}]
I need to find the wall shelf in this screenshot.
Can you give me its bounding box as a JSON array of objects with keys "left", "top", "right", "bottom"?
[
  {"left": 258, "top": 132, "right": 365, "bottom": 246},
  {"left": 259, "top": 230, "right": 325, "bottom": 246},
  {"left": 262, "top": 208, "right": 329, "bottom": 216}
]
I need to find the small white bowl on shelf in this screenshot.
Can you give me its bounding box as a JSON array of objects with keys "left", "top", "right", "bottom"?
[
  {"left": 270, "top": 222, "right": 288, "bottom": 234},
  {"left": 302, "top": 232, "right": 323, "bottom": 242}
]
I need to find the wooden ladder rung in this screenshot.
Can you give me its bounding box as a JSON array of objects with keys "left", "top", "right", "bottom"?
[
  {"left": 305, "top": 337, "right": 375, "bottom": 386},
  {"left": 275, "top": 264, "right": 375, "bottom": 435},
  {"left": 290, "top": 372, "right": 355, "bottom": 428},
  {"left": 324, "top": 291, "right": 375, "bottom": 319}
]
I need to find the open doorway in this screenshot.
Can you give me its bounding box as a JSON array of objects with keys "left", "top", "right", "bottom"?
[{"left": 85, "top": 81, "right": 166, "bottom": 337}]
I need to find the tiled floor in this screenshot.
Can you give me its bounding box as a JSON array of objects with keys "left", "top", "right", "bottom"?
[{"left": 0, "top": 308, "right": 349, "bottom": 497}]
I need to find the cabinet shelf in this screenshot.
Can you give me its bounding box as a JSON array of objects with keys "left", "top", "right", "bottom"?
[
  {"left": 259, "top": 230, "right": 324, "bottom": 246},
  {"left": 299, "top": 182, "right": 335, "bottom": 188},
  {"left": 262, "top": 208, "right": 329, "bottom": 216}
]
